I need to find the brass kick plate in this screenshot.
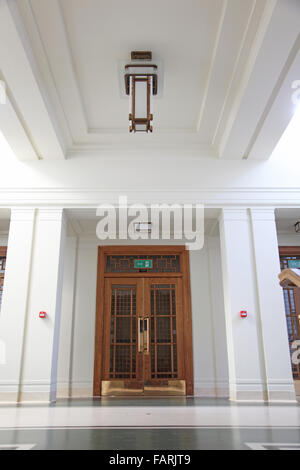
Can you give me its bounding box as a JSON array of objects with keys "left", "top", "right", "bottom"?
[
  {"left": 101, "top": 380, "right": 186, "bottom": 397},
  {"left": 101, "top": 381, "right": 143, "bottom": 396},
  {"left": 144, "top": 380, "right": 186, "bottom": 396}
]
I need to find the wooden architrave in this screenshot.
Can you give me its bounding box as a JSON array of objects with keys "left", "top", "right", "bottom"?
[
  {"left": 93, "top": 245, "right": 194, "bottom": 396},
  {"left": 0, "top": 247, "right": 7, "bottom": 257}
]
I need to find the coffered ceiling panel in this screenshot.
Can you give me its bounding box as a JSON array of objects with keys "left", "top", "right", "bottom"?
[
  {"left": 59, "top": 0, "right": 223, "bottom": 132},
  {"left": 26, "top": 0, "right": 224, "bottom": 135},
  {"left": 0, "top": 0, "right": 298, "bottom": 159}
]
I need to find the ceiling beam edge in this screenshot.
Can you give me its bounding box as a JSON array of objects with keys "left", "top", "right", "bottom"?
[{"left": 0, "top": 0, "right": 66, "bottom": 159}]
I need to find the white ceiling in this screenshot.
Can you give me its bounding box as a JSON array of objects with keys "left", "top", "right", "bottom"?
[
  {"left": 59, "top": 0, "right": 222, "bottom": 132},
  {"left": 0, "top": 0, "right": 299, "bottom": 159},
  {"left": 66, "top": 207, "right": 220, "bottom": 237},
  {"left": 0, "top": 209, "right": 10, "bottom": 233},
  {"left": 68, "top": 208, "right": 300, "bottom": 237},
  {"left": 276, "top": 209, "right": 300, "bottom": 234}
]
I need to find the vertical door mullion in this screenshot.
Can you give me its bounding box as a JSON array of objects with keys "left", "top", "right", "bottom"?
[
  {"left": 113, "top": 287, "right": 117, "bottom": 378},
  {"left": 143, "top": 278, "right": 151, "bottom": 385},
  {"left": 154, "top": 284, "right": 157, "bottom": 379},
  {"left": 130, "top": 288, "right": 133, "bottom": 379},
  {"left": 170, "top": 284, "right": 174, "bottom": 377}
]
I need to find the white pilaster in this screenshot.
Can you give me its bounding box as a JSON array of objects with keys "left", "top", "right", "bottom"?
[
  {"left": 219, "top": 209, "right": 266, "bottom": 401},
  {"left": 250, "top": 208, "right": 296, "bottom": 402},
  {"left": 19, "top": 209, "right": 66, "bottom": 402},
  {"left": 57, "top": 236, "right": 78, "bottom": 398},
  {"left": 207, "top": 236, "right": 229, "bottom": 398},
  {"left": 0, "top": 209, "right": 35, "bottom": 402}
]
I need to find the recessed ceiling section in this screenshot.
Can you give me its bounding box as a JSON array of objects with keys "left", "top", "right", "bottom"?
[
  {"left": 66, "top": 208, "right": 220, "bottom": 238},
  {"left": 276, "top": 209, "right": 300, "bottom": 235},
  {"left": 3, "top": 0, "right": 299, "bottom": 159},
  {"left": 27, "top": 0, "right": 222, "bottom": 134}
]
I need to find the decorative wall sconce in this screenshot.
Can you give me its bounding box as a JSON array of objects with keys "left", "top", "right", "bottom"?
[
  {"left": 125, "top": 51, "right": 158, "bottom": 133},
  {"left": 295, "top": 222, "right": 300, "bottom": 233}
]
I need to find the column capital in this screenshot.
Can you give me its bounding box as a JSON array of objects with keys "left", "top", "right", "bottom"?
[
  {"left": 10, "top": 208, "right": 36, "bottom": 222},
  {"left": 218, "top": 208, "right": 249, "bottom": 224},
  {"left": 250, "top": 208, "right": 276, "bottom": 222},
  {"left": 36, "top": 208, "right": 66, "bottom": 225}
]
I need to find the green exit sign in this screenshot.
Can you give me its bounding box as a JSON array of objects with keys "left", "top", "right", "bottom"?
[
  {"left": 288, "top": 260, "right": 300, "bottom": 269},
  {"left": 134, "top": 259, "right": 153, "bottom": 269}
]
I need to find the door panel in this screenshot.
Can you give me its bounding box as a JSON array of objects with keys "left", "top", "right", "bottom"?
[
  {"left": 101, "top": 277, "right": 186, "bottom": 396},
  {"left": 102, "top": 279, "right": 144, "bottom": 395},
  {"left": 144, "top": 279, "right": 184, "bottom": 388}
]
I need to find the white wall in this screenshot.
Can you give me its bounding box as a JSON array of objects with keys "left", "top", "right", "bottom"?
[
  {"left": 0, "top": 151, "right": 299, "bottom": 191},
  {"left": 57, "top": 236, "right": 229, "bottom": 397},
  {"left": 278, "top": 234, "right": 300, "bottom": 247},
  {"left": 207, "top": 237, "right": 229, "bottom": 396},
  {"left": 58, "top": 238, "right": 97, "bottom": 397},
  {"left": 57, "top": 236, "right": 77, "bottom": 396},
  {"left": 57, "top": 228, "right": 299, "bottom": 399},
  {"left": 0, "top": 116, "right": 300, "bottom": 194},
  {"left": 190, "top": 237, "right": 229, "bottom": 397}
]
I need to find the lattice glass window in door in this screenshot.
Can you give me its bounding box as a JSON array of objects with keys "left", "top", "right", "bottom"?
[
  {"left": 150, "top": 284, "right": 178, "bottom": 379},
  {"left": 109, "top": 285, "right": 137, "bottom": 379}
]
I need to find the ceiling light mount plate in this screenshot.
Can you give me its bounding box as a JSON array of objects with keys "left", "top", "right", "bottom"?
[{"left": 131, "top": 51, "right": 152, "bottom": 61}]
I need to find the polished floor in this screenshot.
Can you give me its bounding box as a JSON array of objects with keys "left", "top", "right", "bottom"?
[{"left": 0, "top": 398, "right": 300, "bottom": 450}]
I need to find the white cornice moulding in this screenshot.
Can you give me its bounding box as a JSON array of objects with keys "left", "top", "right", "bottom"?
[{"left": 0, "top": 187, "right": 300, "bottom": 208}]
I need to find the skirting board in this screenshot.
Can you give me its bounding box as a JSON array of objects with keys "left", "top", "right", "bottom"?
[
  {"left": 57, "top": 382, "right": 93, "bottom": 399},
  {"left": 58, "top": 381, "right": 230, "bottom": 399},
  {"left": 1, "top": 380, "right": 297, "bottom": 402},
  {"left": 191, "top": 381, "right": 230, "bottom": 398}
]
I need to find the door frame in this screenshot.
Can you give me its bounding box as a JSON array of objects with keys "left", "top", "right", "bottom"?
[
  {"left": 0, "top": 247, "right": 7, "bottom": 305},
  {"left": 93, "top": 245, "right": 194, "bottom": 396},
  {"left": 279, "top": 246, "right": 300, "bottom": 383},
  {"left": 279, "top": 246, "right": 300, "bottom": 257},
  {"left": 0, "top": 247, "right": 7, "bottom": 257}
]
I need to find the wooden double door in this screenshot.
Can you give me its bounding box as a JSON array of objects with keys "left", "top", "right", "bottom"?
[{"left": 101, "top": 277, "right": 186, "bottom": 396}]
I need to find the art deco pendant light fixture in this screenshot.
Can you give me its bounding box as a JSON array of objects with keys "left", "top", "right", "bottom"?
[{"left": 124, "top": 51, "right": 158, "bottom": 133}]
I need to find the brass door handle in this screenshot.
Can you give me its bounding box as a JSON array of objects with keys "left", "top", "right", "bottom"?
[
  {"left": 143, "top": 318, "right": 149, "bottom": 354},
  {"left": 138, "top": 318, "right": 144, "bottom": 353},
  {"left": 138, "top": 317, "right": 149, "bottom": 354}
]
